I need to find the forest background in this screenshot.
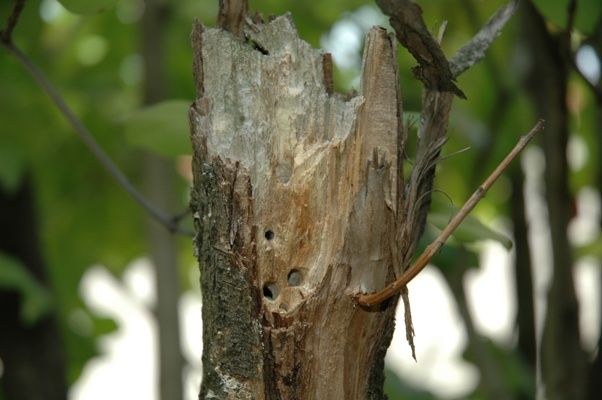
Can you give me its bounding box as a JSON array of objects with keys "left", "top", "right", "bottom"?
[{"left": 1, "top": 0, "right": 601, "bottom": 399}]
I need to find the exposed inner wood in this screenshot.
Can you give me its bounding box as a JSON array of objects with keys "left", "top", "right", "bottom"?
[{"left": 190, "top": 16, "right": 404, "bottom": 399}]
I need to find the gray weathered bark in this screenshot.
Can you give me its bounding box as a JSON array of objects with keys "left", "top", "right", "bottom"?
[{"left": 189, "top": 16, "right": 403, "bottom": 399}]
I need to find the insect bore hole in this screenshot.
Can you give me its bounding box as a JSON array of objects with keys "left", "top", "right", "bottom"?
[
  {"left": 263, "top": 283, "right": 279, "bottom": 300},
  {"left": 264, "top": 230, "right": 274, "bottom": 240},
  {"left": 287, "top": 269, "right": 303, "bottom": 287}
]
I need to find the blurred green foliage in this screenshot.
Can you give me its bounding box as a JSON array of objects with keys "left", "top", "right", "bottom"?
[
  {"left": 123, "top": 99, "right": 191, "bottom": 157},
  {"left": 1, "top": 0, "right": 600, "bottom": 398},
  {"left": 57, "top": 0, "right": 118, "bottom": 16},
  {"left": 532, "top": 0, "right": 602, "bottom": 34},
  {"left": 0, "top": 252, "right": 53, "bottom": 325}
]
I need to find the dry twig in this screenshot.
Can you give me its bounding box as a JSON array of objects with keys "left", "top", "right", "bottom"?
[
  {"left": 449, "top": 0, "right": 519, "bottom": 78},
  {"left": 356, "top": 120, "right": 544, "bottom": 307}
]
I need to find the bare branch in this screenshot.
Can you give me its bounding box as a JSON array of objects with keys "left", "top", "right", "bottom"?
[
  {"left": 376, "top": 0, "right": 519, "bottom": 357},
  {"left": 449, "top": 0, "right": 519, "bottom": 78},
  {"left": 356, "top": 120, "right": 545, "bottom": 307},
  {"left": 0, "top": 0, "right": 26, "bottom": 44},
  {"left": 376, "top": 0, "right": 466, "bottom": 98},
  {"left": 566, "top": 0, "right": 578, "bottom": 38},
  {"left": 399, "top": 0, "right": 521, "bottom": 272},
  {"left": 0, "top": 41, "right": 194, "bottom": 237}
]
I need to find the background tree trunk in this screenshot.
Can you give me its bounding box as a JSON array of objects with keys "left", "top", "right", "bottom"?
[
  {"left": 0, "top": 176, "right": 68, "bottom": 400},
  {"left": 189, "top": 16, "right": 404, "bottom": 399},
  {"left": 521, "top": 2, "right": 587, "bottom": 399},
  {"left": 140, "top": 1, "right": 184, "bottom": 399}
]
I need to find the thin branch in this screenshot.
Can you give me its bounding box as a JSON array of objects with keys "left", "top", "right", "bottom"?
[
  {"left": 356, "top": 120, "right": 544, "bottom": 307},
  {"left": 0, "top": 0, "right": 26, "bottom": 44},
  {"left": 449, "top": 0, "right": 519, "bottom": 78},
  {"left": 0, "top": 41, "right": 194, "bottom": 237},
  {"left": 376, "top": 0, "right": 466, "bottom": 98},
  {"left": 566, "top": 0, "right": 578, "bottom": 39},
  {"left": 172, "top": 207, "right": 192, "bottom": 224}
]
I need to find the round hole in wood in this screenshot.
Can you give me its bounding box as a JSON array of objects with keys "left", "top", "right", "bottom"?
[
  {"left": 264, "top": 230, "right": 274, "bottom": 240},
  {"left": 263, "top": 283, "right": 279, "bottom": 300},
  {"left": 287, "top": 269, "right": 303, "bottom": 287}
]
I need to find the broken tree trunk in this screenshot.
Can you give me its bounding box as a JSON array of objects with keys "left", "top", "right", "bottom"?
[{"left": 190, "top": 15, "right": 405, "bottom": 399}]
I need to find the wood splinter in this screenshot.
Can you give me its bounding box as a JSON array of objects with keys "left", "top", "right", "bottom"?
[{"left": 356, "top": 119, "right": 545, "bottom": 307}]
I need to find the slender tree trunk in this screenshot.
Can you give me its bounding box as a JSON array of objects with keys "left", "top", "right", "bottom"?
[
  {"left": 589, "top": 70, "right": 602, "bottom": 400},
  {"left": 189, "top": 17, "right": 403, "bottom": 399},
  {"left": 445, "top": 253, "right": 513, "bottom": 400},
  {"left": 521, "top": 2, "right": 587, "bottom": 399},
  {"left": 588, "top": 19, "right": 602, "bottom": 400},
  {"left": 0, "top": 176, "right": 68, "bottom": 400},
  {"left": 510, "top": 169, "right": 536, "bottom": 371},
  {"left": 140, "top": 2, "right": 184, "bottom": 399}
]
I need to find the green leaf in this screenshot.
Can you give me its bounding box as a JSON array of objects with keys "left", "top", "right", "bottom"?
[
  {"left": 463, "top": 338, "right": 534, "bottom": 397},
  {"left": 58, "top": 0, "right": 118, "bottom": 15},
  {"left": 532, "top": 0, "right": 602, "bottom": 34},
  {"left": 417, "top": 226, "right": 480, "bottom": 272},
  {"left": 93, "top": 315, "right": 118, "bottom": 336},
  {"left": 575, "top": 234, "right": 602, "bottom": 259},
  {"left": 402, "top": 111, "right": 421, "bottom": 128},
  {"left": 0, "top": 252, "right": 53, "bottom": 325},
  {"left": 384, "top": 367, "right": 436, "bottom": 400},
  {"left": 575, "top": 0, "right": 602, "bottom": 35},
  {"left": 123, "top": 100, "right": 192, "bottom": 157},
  {"left": 531, "top": 0, "right": 571, "bottom": 30},
  {"left": 428, "top": 207, "right": 513, "bottom": 250},
  {"left": 0, "top": 142, "right": 25, "bottom": 194}
]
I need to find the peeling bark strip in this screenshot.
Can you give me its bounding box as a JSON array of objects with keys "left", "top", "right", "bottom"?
[{"left": 190, "top": 16, "right": 403, "bottom": 399}]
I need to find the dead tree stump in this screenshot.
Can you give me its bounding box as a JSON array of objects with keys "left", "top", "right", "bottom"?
[{"left": 190, "top": 15, "right": 405, "bottom": 399}]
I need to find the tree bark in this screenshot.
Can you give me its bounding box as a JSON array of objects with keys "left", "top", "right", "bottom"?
[{"left": 189, "top": 16, "right": 403, "bottom": 399}]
